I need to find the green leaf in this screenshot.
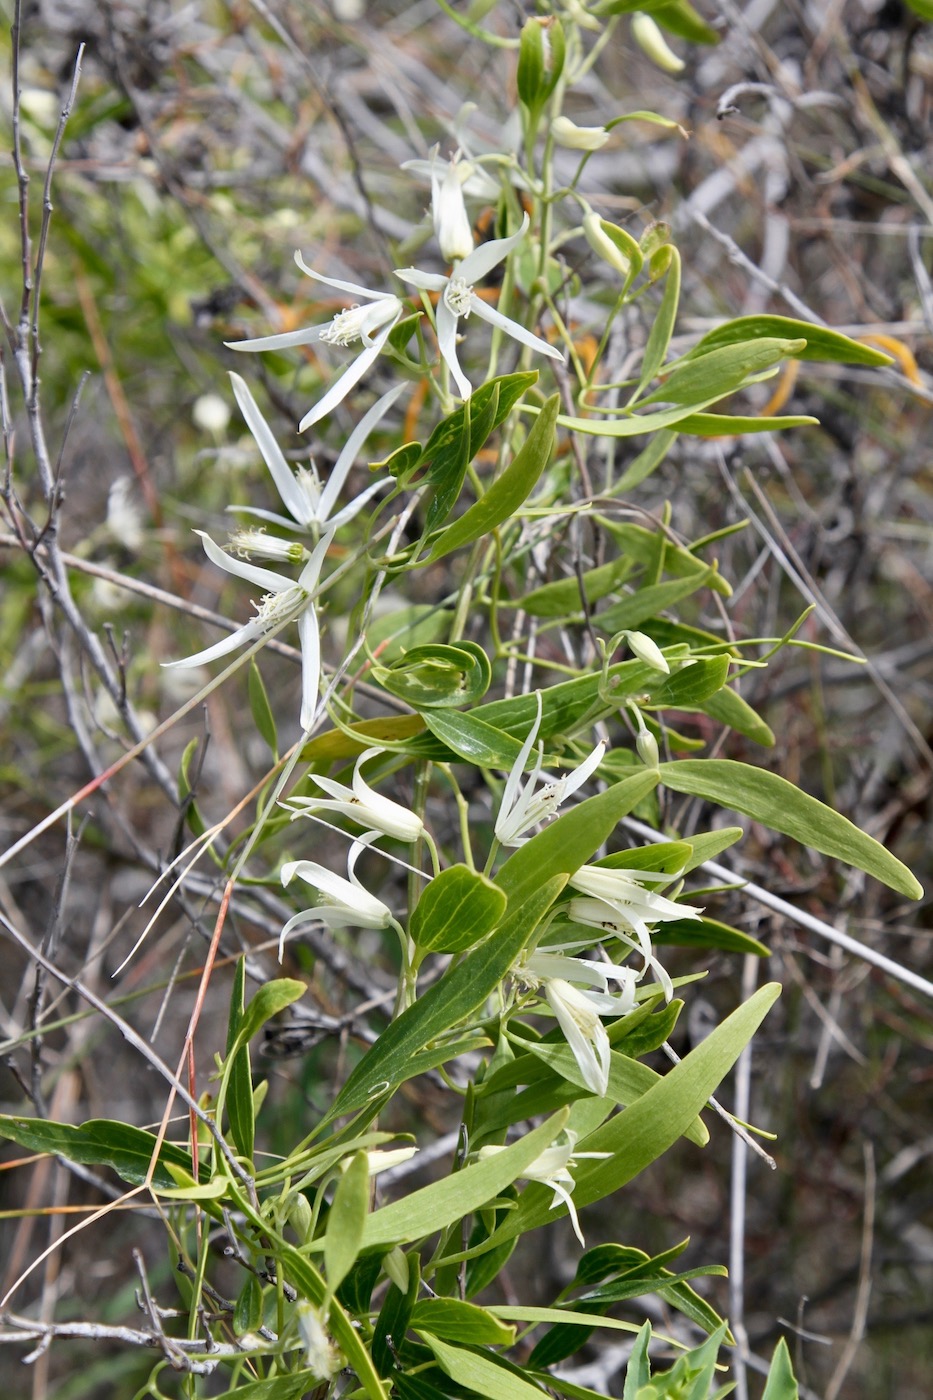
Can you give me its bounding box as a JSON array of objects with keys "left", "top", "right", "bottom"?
[
  {"left": 177, "top": 737, "right": 206, "bottom": 837},
  {"left": 248, "top": 660, "right": 278, "bottom": 758},
  {"left": 521, "top": 1040, "right": 708, "bottom": 1147},
  {"left": 689, "top": 314, "right": 894, "bottom": 368},
  {"left": 211, "top": 1374, "right": 329, "bottom": 1400},
  {"left": 622, "top": 1320, "right": 653, "bottom": 1397},
  {"left": 650, "top": 0, "right": 720, "bottom": 44},
  {"left": 637, "top": 247, "right": 681, "bottom": 393},
  {"left": 594, "top": 568, "right": 718, "bottom": 634},
  {"left": 599, "top": 519, "right": 732, "bottom": 596},
  {"left": 233, "top": 1273, "right": 263, "bottom": 1335},
  {"left": 701, "top": 686, "right": 775, "bottom": 746},
  {"left": 364, "top": 605, "right": 455, "bottom": 661},
  {"left": 421, "top": 709, "right": 525, "bottom": 767},
  {"left": 642, "top": 655, "right": 731, "bottom": 708},
  {"left": 411, "top": 864, "right": 507, "bottom": 954},
  {"left": 324, "top": 1151, "right": 370, "bottom": 1296},
  {"left": 496, "top": 770, "right": 660, "bottom": 908},
  {"left": 476, "top": 984, "right": 780, "bottom": 1249},
  {"left": 762, "top": 1337, "right": 799, "bottom": 1400},
  {"left": 361, "top": 1109, "right": 569, "bottom": 1249},
  {"left": 424, "top": 392, "right": 474, "bottom": 534},
  {"left": 373, "top": 1254, "right": 420, "bottom": 1377},
  {"left": 300, "top": 714, "right": 427, "bottom": 762},
  {"left": 517, "top": 556, "right": 635, "bottom": 618},
  {"left": 425, "top": 394, "right": 560, "bottom": 563},
  {"left": 658, "top": 759, "right": 923, "bottom": 898},
  {"left": 639, "top": 339, "right": 805, "bottom": 409},
  {"left": 652, "top": 917, "right": 770, "bottom": 957},
  {"left": 675, "top": 410, "right": 818, "bottom": 435},
  {"left": 411, "top": 1299, "right": 516, "bottom": 1347},
  {"left": 225, "top": 957, "right": 254, "bottom": 1162},
  {"left": 0, "top": 1115, "right": 196, "bottom": 1190},
  {"left": 421, "top": 1332, "right": 550, "bottom": 1400},
  {"left": 373, "top": 642, "right": 491, "bottom": 708},
  {"left": 324, "top": 879, "right": 566, "bottom": 1123},
  {"left": 682, "top": 826, "right": 744, "bottom": 871},
  {"left": 234, "top": 979, "right": 306, "bottom": 1052}
]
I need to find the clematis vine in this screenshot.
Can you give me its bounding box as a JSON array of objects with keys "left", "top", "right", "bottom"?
[
  {"left": 280, "top": 840, "right": 395, "bottom": 954},
  {"left": 477, "top": 1129, "right": 609, "bottom": 1246},
  {"left": 519, "top": 949, "right": 639, "bottom": 1098},
  {"left": 494, "top": 692, "right": 605, "bottom": 847},
  {"left": 162, "top": 528, "right": 333, "bottom": 730},
  {"left": 229, "top": 374, "right": 404, "bottom": 534},
  {"left": 395, "top": 214, "right": 564, "bottom": 400},
  {"left": 226, "top": 254, "right": 404, "bottom": 432}
]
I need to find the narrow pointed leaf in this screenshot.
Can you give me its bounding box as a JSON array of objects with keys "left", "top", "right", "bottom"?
[{"left": 324, "top": 1150, "right": 370, "bottom": 1295}]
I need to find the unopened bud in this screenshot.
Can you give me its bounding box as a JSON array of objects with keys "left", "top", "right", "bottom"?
[
  {"left": 551, "top": 115, "right": 609, "bottom": 151},
  {"left": 583, "top": 210, "right": 644, "bottom": 282},
  {"left": 625, "top": 630, "right": 670, "bottom": 674},
  {"left": 631, "top": 12, "right": 685, "bottom": 75},
  {"left": 636, "top": 727, "right": 660, "bottom": 769},
  {"left": 517, "top": 17, "right": 565, "bottom": 111}
]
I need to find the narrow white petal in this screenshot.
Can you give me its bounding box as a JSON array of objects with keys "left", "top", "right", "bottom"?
[
  {"left": 496, "top": 693, "right": 542, "bottom": 839},
  {"left": 394, "top": 267, "right": 448, "bottom": 293},
  {"left": 457, "top": 214, "right": 530, "bottom": 284},
  {"left": 161, "top": 620, "right": 261, "bottom": 669},
  {"left": 226, "top": 326, "right": 328, "bottom": 352},
  {"left": 299, "top": 526, "right": 336, "bottom": 592},
  {"left": 298, "top": 339, "right": 383, "bottom": 434},
  {"left": 325, "top": 478, "right": 390, "bottom": 529},
  {"left": 546, "top": 979, "right": 609, "bottom": 1097},
  {"left": 196, "top": 530, "right": 294, "bottom": 594},
  {"left": 230, "top": 372, "right": 310, "bottom": 524},
  {"left": 436, "top": 299, "right": 472, "bottom": 399},
  {"left": 294, "top": 250, "right": 398, "bottom": 301},
  {"left": 469, "top": 298, "right": 564, "bottom": 360},
  {"left": 298, "top": 604, "right": 321, "bottom": 730},
  {"left": 228, "top": 505, "right": 302, "bottom": 530},
  {"left": 319, "top": 382, "right": 405, "bottom": 520},
  {"left": 559, "top": 741, "right": 606, "bottom": 799}
]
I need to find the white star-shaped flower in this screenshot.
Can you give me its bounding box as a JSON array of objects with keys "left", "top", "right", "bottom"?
[
  {"left": 161, "top": 528, "right": 332, "bottom": 730},
  {"left": 395, "top": 214, "right": 563, "bottom": 399},
  {"left": 521, "top": 949, "right": 638, "bottom": 1098},
  {"left": 282, "top": 746, "right": 423, "bottom": 843},
  {"left": 228, "top": 373, "right": 403, "bottom": 533},
  {"left": 226, "top": 255, "right": 405, "bottom": 432},
  {"left": 280, "top": 839, "right": 395, "bottom": 957},
  {"left": 477, "top": 1129, "right": 609, "bottom": 1246},
  {"left": 495, "top": 692, "right": 605, "bottom": 847}
]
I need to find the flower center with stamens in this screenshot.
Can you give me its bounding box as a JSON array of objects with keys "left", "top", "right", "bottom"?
[
  {"left": 320, "top": 304, "right": 365, "bottom": 347},
  {"left": 444, "top": 276, "right": 474, "bottom": 317},
  {"left": 253, "top": 585, "right": 309, "bottom": 632}
]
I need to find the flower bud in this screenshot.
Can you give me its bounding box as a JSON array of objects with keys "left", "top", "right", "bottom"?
[
  {"left": 625, "top": 629, "right": 670, "bottom": 674},
  {"left": 631, "top": 12, "right": 685, "bottom": 75},
  {"left": 551, "top": 115, "right": 609, "bottom": 151},
  {"left": 517, "top": 17, "right": 565, "bottom": 111},
  {"left": 636, "top": 727, "right": 660, "bottom": 769},
  {"left": 583, "top": 210, "right": 644, "bottom": 282}
]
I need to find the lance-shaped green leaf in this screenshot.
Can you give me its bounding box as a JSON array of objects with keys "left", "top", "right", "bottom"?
[
  {"left": 231, "top": 978, "right": 307, "bottom": 1054},
  {"left": 515, "top": 555, "right": 635, "bottom": 618},
  {"left": 420, "top": 1331, "right": 552, "bottom": 1400},
  {"left": 361, "top": 1109, "right": 569, "bottom": 1249},
  {"left": 410, "top": 1299, "right": 516, "bottom": 1347},
  {"left": 594, "top": 567, "right": 719, "bottom": 634},
  {"left": 424, "top": 394, "right": 560, "bottom": 563},
  {"left": 688, "top": 314, "right": 893, "bottom": 367},
  {"left": 762, "top": 1337, "right": 800, "bottom": 1400},
  {"left": 659, "top": 759, "right": 922, "bottom": 898},
  {"left": 0, "top": 1115, "right": 197, "bottom": 1190},
  {"left": 324, "top": 1150, "right": 370, "bottom": 1296},
  {"left": 411, "top": 864, "right": 507, "bottom": 954},
  {"left": 472, "top": 983, "right": 780, "bottom": 1249},
  {"left": 224, "top": 957, "right": 254, "bottom": 1162},
  {"left": 421, "top": 709, "right": 526, "bottom": 767},
  {"left": 323, "top": 878, "right": 566, "bottom": 1123},
  {"left": 701, "top": 685, "right": 775, "bottom": 746},
  {"left": 639, "top": 338, "right": 806, "bottom": 408},
  {"left": 674, "top": 410, "right": 818, "bottom": 435},
  {"left": 651, "top": 916, "right": 770, "bottom": 957},
  {"left": 637, "top": 246, "right": 681, "bottom": 393}
]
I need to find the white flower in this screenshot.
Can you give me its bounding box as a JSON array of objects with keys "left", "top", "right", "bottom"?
[
  {"left": 395, "top": 214, "right": 563, "bottom": 400},
  {"left": 226, "top": 254, "right": 404, "bottom": 432},
  {"left": 280, "top": 841, "right": 394, "bottom": 951},
  {"left": 161, "top": 528, "right": 332, "bottom": 729},
  {"left": 567, "top": 864, "right": 703, "bottom": 1002},
  {"left": 522, "top": 950, "right": 638, "bottom": 1098},
  {"left": 430, "top": 150, "right": 475, "bottom": 263},
  {"left": 229, "top": 373, "right": 403, "bottom": 532},
  {"left": 551, "top": 116, "right": 609, "bottom": 151},
  {"left": 495, "top": 692, "right": 605, "bottom": 847},
  {"left": 477, "top": 1129, "right": 609, "bottom": 1246},
  {"left": 282, "top": 746, "right": 423, "bottom": 843},
  {"left": 296, "top": 1301, "right": 343, "bottom": 1380}
]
